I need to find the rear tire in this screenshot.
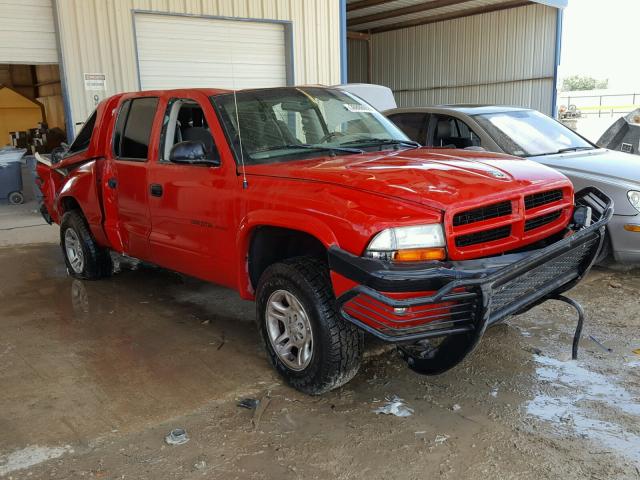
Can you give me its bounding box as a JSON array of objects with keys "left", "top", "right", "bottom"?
[
  {"left": 256, "top": 256, "right": 363, "bottom": 395},
  {"left": 60, "top": 210, "right": 112, "bottom": 280}
]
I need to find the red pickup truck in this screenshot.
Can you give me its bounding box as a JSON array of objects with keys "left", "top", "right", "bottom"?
[{"left": 37, "top": 86, "right": 612, "bottom": 394}]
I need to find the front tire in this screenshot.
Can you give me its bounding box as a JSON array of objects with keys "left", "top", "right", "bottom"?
[
  {"left": 60, "top": 210, "right": 112, "bottom": 279},
  {"left": 256, "top": 257, "right": 363, "bottom": 395}
]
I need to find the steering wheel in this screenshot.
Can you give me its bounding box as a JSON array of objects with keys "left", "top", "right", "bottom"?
[{"left": 319, "top": 131, "right": 347, "bottom": 143}]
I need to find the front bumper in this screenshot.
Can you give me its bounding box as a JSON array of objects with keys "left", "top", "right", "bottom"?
[
  {"left": 608, "top": 213, "right": 640, "bottom": 264},
  {"left": 329, "top": 188, "right": 613, "bottom": 346}
]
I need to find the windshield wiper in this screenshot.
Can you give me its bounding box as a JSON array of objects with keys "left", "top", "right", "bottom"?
[
  {"left": 256, "top": 144, "right": 364, "bottom": 155},
  {"left": 556, "top": 146, "right": 594, "bottom": 154},
  {"left": 341, "top": 138, "right": 421, "bottom": 149}
]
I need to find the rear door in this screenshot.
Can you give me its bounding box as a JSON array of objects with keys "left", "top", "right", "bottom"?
[{"left": 102, "top": 96, "right": 159, "bottom": 260}]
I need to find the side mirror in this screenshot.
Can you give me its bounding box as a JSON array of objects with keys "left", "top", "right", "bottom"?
[{"left": 169, "top": 140, "right": 220, "bottom": 166}]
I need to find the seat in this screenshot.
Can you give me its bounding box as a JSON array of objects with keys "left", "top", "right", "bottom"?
[
  {"left": 434, "top": 119, "right": 473, "bottom": 148},
  {"left": 434, "top": 119, "right": 454, "bottom": 147},
  {"left": 182, "top": 127, "right": 215, "bottom": 155}
]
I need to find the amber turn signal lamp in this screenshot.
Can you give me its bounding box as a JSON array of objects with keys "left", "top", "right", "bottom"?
[
  {"left": 393, "top": 248, "right": 446, "bottom": 262},
  {"left": 624, "top": 224, "right": 640, "bottom": 232}
]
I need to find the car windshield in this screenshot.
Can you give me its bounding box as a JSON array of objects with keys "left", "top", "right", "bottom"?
[
  {"left": 473, "top": 109, "right": 595, "bottom": 157},
  {"left": 212, "top": 87, "right": 412, "bottom": 165}
]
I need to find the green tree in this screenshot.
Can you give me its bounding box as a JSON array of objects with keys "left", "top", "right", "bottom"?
[{"left": 561, "top": 75, "right": 609, "bottom": 92}]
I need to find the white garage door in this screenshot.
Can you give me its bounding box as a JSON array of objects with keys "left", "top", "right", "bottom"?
[
  {"left": 0, "top": 0, "right": 58, "bottom": 64},
  {"left": 134, "top": 13, "right": 288, "bottom": 91}
]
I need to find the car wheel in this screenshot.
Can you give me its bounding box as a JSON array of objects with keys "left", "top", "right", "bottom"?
[
  {"left": 8, "top": 191, "right": 24, "bottom": 205},
  {"left": 256, "top": 256, "right": 363, "bottom": 395},
  {"left": 60, "top": 210, "right": 112, "bottom": 280}
]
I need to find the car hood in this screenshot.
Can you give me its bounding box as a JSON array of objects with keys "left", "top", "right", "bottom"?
[
  {"left": 529, "top": 148, "right": 640, "bottom": 187},
  {"left": 245, "top": 148, "right": 570, "bottom": 212}
]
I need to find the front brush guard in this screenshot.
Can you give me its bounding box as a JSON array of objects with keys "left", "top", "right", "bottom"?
[{"left": 329, "top": 187, "right": 613, "bottom": 375}]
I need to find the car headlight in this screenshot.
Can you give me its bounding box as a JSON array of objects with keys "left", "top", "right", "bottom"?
[
  {"left": 628, "top": 191, "right": 640, "bottom": 212},
  {"left": 365, "top": 224, "right": 446, "bottom": 262}
]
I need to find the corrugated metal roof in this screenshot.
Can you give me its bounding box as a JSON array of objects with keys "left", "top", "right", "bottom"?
[
  {"left": 346, "top": 0, "right": 563, "bottom": 32},
  {"left": 367, "top": 3, "right": 556, "bottom": 114}
]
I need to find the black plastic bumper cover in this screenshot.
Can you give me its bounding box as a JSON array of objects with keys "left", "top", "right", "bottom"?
[{"left": 329, "top": 187, "right": 613, "bottom": 373}]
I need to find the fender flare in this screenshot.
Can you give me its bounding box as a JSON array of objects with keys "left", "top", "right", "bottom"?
[{"left": 235, "top": 210, "right": 339, "bottom": 299}]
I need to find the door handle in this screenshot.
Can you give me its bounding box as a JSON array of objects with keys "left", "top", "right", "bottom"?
[
  {"left": 107, "top": 177, "right": 118, "bottom": 189},
  {"left": 149, "top": 184, "right": 163, "bottom": 197}
]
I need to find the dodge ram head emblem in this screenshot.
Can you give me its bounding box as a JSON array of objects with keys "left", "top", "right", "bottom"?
[{"left": 489, "top": 170, "right": 507, "bottom": 178}]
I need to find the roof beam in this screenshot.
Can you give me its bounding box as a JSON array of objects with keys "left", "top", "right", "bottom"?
[
  {"left": 347, "top": 0, "right": 394, "bottom": 12},
  {"left": 347, "top": 30, "right": 371, "bottom": 40},
  {"left": 368, "top": 0, "right": 533, "bottom": 33},
  {"left": 348, "top": 0, "right": 473, "bottom": 27}
]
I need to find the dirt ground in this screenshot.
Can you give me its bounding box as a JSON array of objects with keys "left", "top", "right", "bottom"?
[{"left": 1, "top": 238, "right": 639, "bottom": 479}]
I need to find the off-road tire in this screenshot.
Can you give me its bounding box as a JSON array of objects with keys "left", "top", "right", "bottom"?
[
  {"left": 60, "top": 210, "right": 112, "bottom": 280},
  {"left": 256, "top": 256, "right": 363, "bottom": 395}
]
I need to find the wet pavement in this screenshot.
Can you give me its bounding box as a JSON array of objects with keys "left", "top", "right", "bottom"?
[{"left": 1, "top": 244, "right": 639, "bottom": 479}]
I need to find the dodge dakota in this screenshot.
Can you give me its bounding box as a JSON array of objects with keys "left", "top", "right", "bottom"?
[{"left": 37, "top": 86, "right": 612, "bottom": 394}]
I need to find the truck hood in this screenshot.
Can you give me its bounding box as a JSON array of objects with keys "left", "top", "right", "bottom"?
[
  {"left": 245, "top": 148, "right": 570, "bottom": 211},
  {"left": 529, "top": 148, "right": 640, "bottom": 187}
]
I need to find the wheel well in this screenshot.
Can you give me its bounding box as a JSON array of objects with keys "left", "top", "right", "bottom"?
[
  {"left": 248, "top": 226, "right": 328, "bottom": 288},
  {"left": 59, "top": 196, "right": 81, "bottom": 214}
]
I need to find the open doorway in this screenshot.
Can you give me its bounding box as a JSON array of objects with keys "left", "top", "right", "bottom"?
[{"left": 0, "top": 64, "right": 67, "bottom": 151}]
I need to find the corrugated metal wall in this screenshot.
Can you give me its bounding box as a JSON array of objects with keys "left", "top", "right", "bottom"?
[
  {"left": 352, "top": 4, "right": 557, "bottom": 115},
  {"left": 0, "top": 0, "right": 58, "bottom": 64},
  {"left": 347, "top": 38, "right": 368, "bottom": 84},
  {"left": 54, "top": 0, "right": 342, "bottom": 128}
]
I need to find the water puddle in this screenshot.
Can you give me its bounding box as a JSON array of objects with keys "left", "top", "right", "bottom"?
[
  {"left": 527, "top": 355, "right": 640, "bottom": 462},
  {"left": 0, "top": 445, "right": 73, "bottom": 476}
]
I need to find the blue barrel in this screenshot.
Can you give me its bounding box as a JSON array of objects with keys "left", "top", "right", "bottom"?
[{"left": 0, "top": 161, "right": 24, "bottom": 204}]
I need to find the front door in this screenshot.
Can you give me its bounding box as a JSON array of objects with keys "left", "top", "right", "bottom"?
[
  {"left": 102, "top": 96, "right": 159, "bottom": 260},
  {"left": 147, "top": 93, "right": 236, "bottom": 287}
]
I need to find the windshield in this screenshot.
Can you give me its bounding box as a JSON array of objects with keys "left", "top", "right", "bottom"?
[
  {"left": 473, "top": 110, "right": 594, "bottom": 157},
  {"left": 212, "top": 87, "right": 411, "bottom": 165}
]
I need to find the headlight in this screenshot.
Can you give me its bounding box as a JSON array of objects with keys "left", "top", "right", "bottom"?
[
  {"left": 628, "top": 191, "right": 640, "bottom": 212},
  {"left": 365, "top": 224, "right": 446, "bottom": 262}
]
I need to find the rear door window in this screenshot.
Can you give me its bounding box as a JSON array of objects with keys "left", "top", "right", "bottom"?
[
  {"left": 387, "top": 112, "right": 428, "bottom": 144},
  {"left": 428, "top": 114, "right": 481, "bottom": 148},
  {"left": 113, "top": 97, "right": 159, "bottom": 160}
]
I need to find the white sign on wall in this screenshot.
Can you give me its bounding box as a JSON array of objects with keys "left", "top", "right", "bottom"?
[{"left": 83, "top": 73, "right": 106, "bottom": 91}]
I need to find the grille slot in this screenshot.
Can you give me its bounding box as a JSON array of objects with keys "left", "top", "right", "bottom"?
[
  {"left": 525, "top": 189, "right": 563, "bottom": 210},
  {"left": 453, "top": 201, "right": 512, "bottom": 226},
  {"left": 524, "top": 210, "right": 563, "bottom": 231},
  {"left": 455, "top": 225, "right": 511, "bottom": 247}
]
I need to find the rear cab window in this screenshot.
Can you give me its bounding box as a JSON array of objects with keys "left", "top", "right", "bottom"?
[
  {"left": 113, "top": 97, "right": 159, "bottom": 161},
  {"left": 67, "top": 111, "right": 97, "bottom": 155}
]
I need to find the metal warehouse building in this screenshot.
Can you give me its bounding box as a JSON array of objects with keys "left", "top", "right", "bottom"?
[{"left": 0, "top": 0, "right": 565, "bottom": 142}]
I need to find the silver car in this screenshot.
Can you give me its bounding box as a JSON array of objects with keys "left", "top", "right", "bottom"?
[{"left": 385, "top": 105, "right": 640, "bottom": 264}]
